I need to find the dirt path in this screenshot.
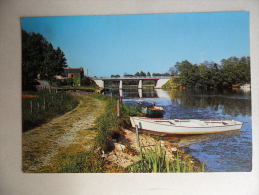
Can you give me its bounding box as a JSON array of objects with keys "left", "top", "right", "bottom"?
[{"left": 22, "top": 95, "right": 105, "bottom": 172}]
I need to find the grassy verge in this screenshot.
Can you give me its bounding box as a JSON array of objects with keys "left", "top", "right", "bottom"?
[{"left": 22, "top": 89, "right": 79, "bottom": 131}]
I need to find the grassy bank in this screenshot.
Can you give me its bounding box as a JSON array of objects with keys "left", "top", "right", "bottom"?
[
  {"left": 163, "top": 76, "right": 182, "bottom": 89},
  {"left": 50, "top": 94, "right": 141, "bottom": 173},
  {"left": 22, "top": 89, "right": 79, "bottom": 131},
  {"left": 90, "top": 94, "right": 142, "bottom": 152}
]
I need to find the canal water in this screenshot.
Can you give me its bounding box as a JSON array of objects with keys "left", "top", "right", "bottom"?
[{"left": 105, "top": 88, "right": 252, "bottom": 172}]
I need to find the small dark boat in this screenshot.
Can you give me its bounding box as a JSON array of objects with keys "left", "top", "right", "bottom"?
[{"left": 137, "top": 101, "right": 164, "bottom": 118}]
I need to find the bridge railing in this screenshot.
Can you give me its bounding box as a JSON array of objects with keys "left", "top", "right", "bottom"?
[{"left": 91, "top": 76, "right": 171, "bottom": 79}]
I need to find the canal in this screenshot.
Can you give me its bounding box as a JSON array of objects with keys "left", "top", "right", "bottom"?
[{"left": 104, "top": 88, "right": 252, "bottom": 172}]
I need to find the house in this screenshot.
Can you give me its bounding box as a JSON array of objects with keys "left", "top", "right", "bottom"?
[{"left": 56, "top": 67, "right": 84, "bottom": 86}]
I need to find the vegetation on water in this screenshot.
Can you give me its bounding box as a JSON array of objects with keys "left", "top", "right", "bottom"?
[
  {"left": 22, "top": 89, "right": 79, "bottom": 131},
  {"left": 167, "top": 56, "right": 250, "bottom": 89},
  {"left": 127, "top": 143, "right": 205, "bottom": 173}
]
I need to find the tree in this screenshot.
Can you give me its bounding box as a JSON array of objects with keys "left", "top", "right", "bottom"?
[
  {"left": 135, "top": 72, "right": 140, "bottom": 77},
  {"left": 171, "top": 56, "right": 250, "bottom": 89},
  {"left": 139, "top": 71, "right": 146, "bottom": 77},
  {"left": 22, "top": 30, "right": 67, "bottom": 90}
]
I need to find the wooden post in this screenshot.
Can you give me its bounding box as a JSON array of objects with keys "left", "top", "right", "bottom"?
[
  {"left": 135, "top": 125, "right": 140, "bottom": 148},
  {"left": 135, "top": 125, "right": 142, "bottom": 157},
  {"left": 43, "top": 98, "right": 46, "bottom": 110},
  {"left": 117, "top": 99, "right": 120, "bottom": 117},
  {"left": 30, "top": 101, "right": 33, "bottom": 113}
]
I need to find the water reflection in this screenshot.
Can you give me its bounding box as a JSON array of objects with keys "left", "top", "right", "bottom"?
[
  {"left": 104, "top": 87, "right": 159, "bottom": 98},
  {"left": 167, "top": 89, "right": 251, "bottom": 117},
  {"left": 161, "top": 130, "right": 242, "bottom": 147}
]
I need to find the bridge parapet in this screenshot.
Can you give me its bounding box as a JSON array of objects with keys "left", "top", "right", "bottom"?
[
  {"left": 92, "top": 76, "right": 170, "bottom": 89},
  {"left": 92, "top": 76, "right": 171, "bottom": 80}
]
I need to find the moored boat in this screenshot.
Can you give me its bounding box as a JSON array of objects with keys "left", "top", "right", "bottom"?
[
  {"left": 130, "top": 117, "right": 243, "bottom": 134},
  {"left": 137, "top": 101, "right": 164, "bottom": 117}
]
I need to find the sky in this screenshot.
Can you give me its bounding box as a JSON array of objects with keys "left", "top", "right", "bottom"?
[{"left": 21, "top": 11, "right": 249, "bottom": 77}]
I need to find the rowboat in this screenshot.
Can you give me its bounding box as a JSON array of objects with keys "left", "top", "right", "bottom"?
[
  {"left": 136, "top": 101, "right": 164, "bottom": 117},
  {"left": 130, "top": 117, "right": 243, "bottom": 134}
]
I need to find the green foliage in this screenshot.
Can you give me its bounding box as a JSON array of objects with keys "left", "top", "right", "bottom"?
[
  {"left": 59, "top": 151, "right": 104, "bottom": 173},
  {"left": 172, "top": 57, "right": 250, "bottom": 89},
  {"left": 22, "top": 90, "right": 79, "bottom": 131},
  {"left": 163, "top": 76, "right": 181, "bottom": 88},
  {"left": 92, "top": 94, "right": 141, "bottom": 152},
  {"left": 127, "top": 144, "right": 204, "bottom": 173},
  {"left": 73, "top": 74, "right": 81, "bottom": 86},
  {"left": 81, "top": 76, "right": 97, "bottom": 86},
  {"left": 22, "top": 30, "right": 67, "bottom": 90}
]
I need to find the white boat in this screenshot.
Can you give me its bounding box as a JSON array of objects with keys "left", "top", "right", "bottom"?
[{"left": 130, "top": 117, "right": 243, "bottom": 135}]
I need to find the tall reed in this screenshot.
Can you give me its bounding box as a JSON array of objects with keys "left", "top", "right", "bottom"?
[{"left": 127, "top": 143, "right": 205, "bottom": 173}]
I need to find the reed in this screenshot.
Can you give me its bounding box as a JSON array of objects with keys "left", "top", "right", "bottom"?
[{"left": 127, "top": 143, "right": 205, "bottom": 173}]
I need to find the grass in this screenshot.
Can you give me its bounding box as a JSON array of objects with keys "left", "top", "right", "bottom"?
[
  {"left": 163, "top": 76, "right": 181, "bottom": 89},
  {"left": 127, "top": 143, "right": 205, "bottom": 173},
  {"left": 22, "top": 89, "right": 79, "bottom": 131},
  {"left": 91, "top": 94, "right": 142, "bottom": 152},
  {"left": 58, "top": 146, "right": 104, "bottom": 173}
]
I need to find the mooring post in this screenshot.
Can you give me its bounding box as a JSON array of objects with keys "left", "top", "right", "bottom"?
[
  {"left": 135, "top": 125, "right": 140, "bottom": 148},
  {"left": 135, "top": 125, "right": 143, "bottom": 157}
]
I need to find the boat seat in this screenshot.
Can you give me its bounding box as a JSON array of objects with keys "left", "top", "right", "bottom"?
[{"left": 155, "top": 121, "right": 175, "bottom": 125}]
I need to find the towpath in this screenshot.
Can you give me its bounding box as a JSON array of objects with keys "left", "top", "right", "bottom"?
[{"left": 22, "top": 94, "right": 105, "bottom": 172}]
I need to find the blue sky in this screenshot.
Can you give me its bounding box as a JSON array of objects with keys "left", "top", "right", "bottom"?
[{"left": 21, "top": 12, "right": 249, "bottom": 77}]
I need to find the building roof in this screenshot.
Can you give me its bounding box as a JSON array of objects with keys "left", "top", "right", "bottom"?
[{"left": 63, "top": 67, "right": 84, "bottom": 76}]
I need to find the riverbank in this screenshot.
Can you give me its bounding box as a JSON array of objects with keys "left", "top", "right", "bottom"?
[
  {"left": 105, "top": 128, "right": 204, "bottom": 172},
  {"left": 91, "top": 94, "right": 205, "bottom": 172}
]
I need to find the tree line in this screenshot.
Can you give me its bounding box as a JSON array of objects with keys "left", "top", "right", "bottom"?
[
  {"left": 111, "top": 71, "right": 170, "bottom": 78},
  {"left": 170, "top": 56, "right": 250, "bottom": 89},
  {"left": 22, "top": 30, "right": 67, "bottom": 90}
]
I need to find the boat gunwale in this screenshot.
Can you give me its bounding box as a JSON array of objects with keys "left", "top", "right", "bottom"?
[
  {"left": 137, "top": 127, "right": 241, "bottom": 134},
  {"left": 131, "top": 117, "right": 243, "bottom": 128}
]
